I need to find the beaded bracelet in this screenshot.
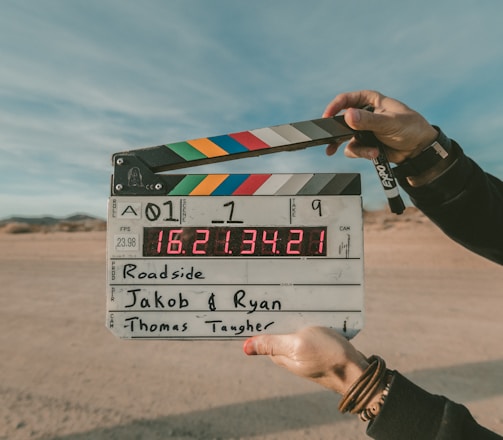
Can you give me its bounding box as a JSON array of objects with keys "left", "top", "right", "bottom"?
[{"left": 359, "top": 376, "right": 392, "bottom": 422}]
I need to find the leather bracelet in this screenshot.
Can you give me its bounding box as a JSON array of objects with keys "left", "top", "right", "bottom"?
[
  {"left": 392, "top": 127, "right": 452, "bottom": 179},
  {"left": 338, "top": 355, "right": 388, "bottom": 415}
]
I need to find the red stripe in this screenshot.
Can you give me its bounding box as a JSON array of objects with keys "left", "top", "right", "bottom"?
[
  {"left": 229, "top": 131, "right": 270, "bottom": 151},
  {"left": 232, "top": 174, "right": 271, "bottom": 195}
]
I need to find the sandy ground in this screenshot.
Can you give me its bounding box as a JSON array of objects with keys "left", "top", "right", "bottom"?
[{"left": 1, "top": 210, "right": 503, "bottom": 440}]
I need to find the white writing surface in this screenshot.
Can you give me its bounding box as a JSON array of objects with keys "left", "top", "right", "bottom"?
[{"left": 106, "top": 194, "right": 364, "bottom": 339}]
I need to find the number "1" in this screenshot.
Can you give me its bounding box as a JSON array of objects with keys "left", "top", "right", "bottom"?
[{"left": 212, "top": 201, "right": 243, "bottom": 224}]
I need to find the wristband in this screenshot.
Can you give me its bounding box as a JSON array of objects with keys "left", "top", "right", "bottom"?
[{"left": 392, "top": 128, "right": 451, "bottom": 179}]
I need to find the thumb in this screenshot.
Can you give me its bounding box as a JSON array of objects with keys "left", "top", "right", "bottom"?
[
  {"left": 243, "top": 334, "right": 291, "bottom": 356},
  {"left": 343, "top": 107, "right": 379, "bottom": 132}
]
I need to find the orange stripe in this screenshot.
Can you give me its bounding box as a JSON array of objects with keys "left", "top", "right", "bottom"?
[
  {"left": 187, "top": 138, "right": 228, "bottom": 158},
  {"left": 190, "top": 174, "right": 229, "bottom": 195}
]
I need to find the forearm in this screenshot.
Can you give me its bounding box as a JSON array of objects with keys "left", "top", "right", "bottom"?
[
  {"left": 367, "top": 372, "right": 503, "bottom": 440},
  {"left": 396, "top": 137, "right": 503, "bottom": 265}
]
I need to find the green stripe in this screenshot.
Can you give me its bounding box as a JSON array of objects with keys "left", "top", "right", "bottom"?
[
  {"left": 168, "top": 175, "right": 207, "bottom": 195},
  {"left": 166, "top": 141, "right": 207, "bottom": 161}
]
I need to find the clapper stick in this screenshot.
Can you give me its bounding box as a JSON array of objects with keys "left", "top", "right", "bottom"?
[{"left": 111, "top": 115, "right": 404, "bottom": 213}]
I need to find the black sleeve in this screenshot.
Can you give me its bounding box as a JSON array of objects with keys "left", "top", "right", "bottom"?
[
  {"left": 397, "top": 139, "right": 503, "bottom": 265},
  {"left": 367, "top": 372, "right": 503, "bottom": 440}
]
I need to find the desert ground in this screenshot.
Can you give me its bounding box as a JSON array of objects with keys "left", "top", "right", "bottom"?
[{"left": 1, "top": 208, "right": 502, "bottom": 440}]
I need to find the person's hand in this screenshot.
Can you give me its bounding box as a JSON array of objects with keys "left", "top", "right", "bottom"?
[
  {"left": 243, "top": 326, "right": 369, "bottom": 395},
  {"left": 323, "top": 90, "right": 438, "bottom": 164}
]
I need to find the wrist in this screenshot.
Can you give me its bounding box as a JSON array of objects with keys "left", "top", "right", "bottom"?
[
  {"left": 392, "top": 127, "right": 454, "bottom": 186},
  {"left": 406, "top": 150, "right": 457, "bottom": 187},
  {"left": 340, "top": 359, "right": 370, "bottom": 394},
  {"left": 338, "top": 355, "right": 390, "bottom": 419},
  {"left": 412, "top": 125, "right": 439, "bottom": 154}
]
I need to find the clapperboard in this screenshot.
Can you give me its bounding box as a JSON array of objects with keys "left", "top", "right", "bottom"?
[{"left": 106, "top": 116, "right": 365, "bottom": 340}]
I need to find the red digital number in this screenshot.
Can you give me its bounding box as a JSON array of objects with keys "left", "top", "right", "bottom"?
[
  {"left": 145, "top": 226, "right": 326, "bottom": 257},
  {"left": 166, "top": 229, "right": 183, "bottom": 254},
  {"left": 240, "top": 229, "right": 257, "bottom": 254},
  {"left": 308, "top": 229, "right": 326, "bottom": 255},
  {"left": 317, "top": 229, "right": 326, "bottom": 254},
  {"left": 156, "top": 230, "right": 164, "bottom": 254},
  {"left": 223, "top": 229, "right": 231, "bottom": 254},
  {"left": 261, "top": 229, "right": 278, "bottom": 255},
  {"left": 192, "top": 229, "right": 210, "bottom": 254},
  {"left": 213, "top": 228, "right": 232, "bottom": 255},
  {"left": 286, "top": 229, "right": 303, "bottom": 255}
]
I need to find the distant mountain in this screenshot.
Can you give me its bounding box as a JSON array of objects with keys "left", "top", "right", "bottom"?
[
  {"left": 0, "top": 214, "right": 103, "bottom": 226},
  {"left": 0, "top": 215, "right": 59, "bottom": 226},
  {"left": 65, "top": 214, "right": 101, "bottom": 222},
  {"left": 0, "top": 214, "right": 106, "bottom": 233}
]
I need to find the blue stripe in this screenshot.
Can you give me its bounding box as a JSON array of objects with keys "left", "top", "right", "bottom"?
[
  {"left": 211, "top": 174, "right": 249, "bottom": 195},
  {"left": 208, "top": 135, "right": 249, "bottom": 154}
]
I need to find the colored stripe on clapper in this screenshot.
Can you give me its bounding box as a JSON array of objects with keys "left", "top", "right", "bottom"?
[
  {"left": 165, "top": 173, "right": 360, "bottom": 196},
  {"left": 160, "top": 118, "right": 352, "bottom": 170},
  {"left": 187, "top": 138, "right": 228, "bottom": 158},
  {"left": 189, "top": 174, "right": 229, "bottom": 195}
]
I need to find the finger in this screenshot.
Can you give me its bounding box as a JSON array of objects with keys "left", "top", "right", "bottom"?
[
  {"left": 243, "top": 334, "right": 294, "bottom": 357},
  {"left": 325, "top": 139, "right": 346, "bottom": 156},
  {"left": 325, "top": 144, "right": 338, "bottom": 156},
  {"left": 243, "top": 337, "right": 257, "bottom": 355},
  {"left": 344, "top": 141, "right": 379, "bottom": 160},
  {"left": 322, "top": 90, "right": 381, "bottom": 117}
]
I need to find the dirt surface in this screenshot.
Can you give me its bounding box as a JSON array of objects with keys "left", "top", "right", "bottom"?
[{"left": 1, "top": 209, "right": 502, "bottom": 439}]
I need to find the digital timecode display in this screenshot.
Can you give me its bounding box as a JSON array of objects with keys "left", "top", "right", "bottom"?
[{"left": 143, "top": 226, "right": 327, "bottom": 257}]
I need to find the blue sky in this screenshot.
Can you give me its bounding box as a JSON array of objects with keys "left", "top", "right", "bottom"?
[{"left": 2, "top": 0, "right": 503, "bottom": 219}]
